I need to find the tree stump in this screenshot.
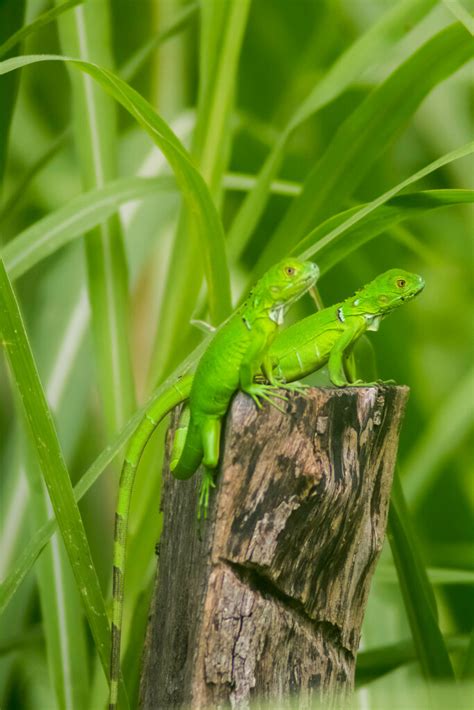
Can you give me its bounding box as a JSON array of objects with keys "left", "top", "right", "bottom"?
[{"left": 140, "top": 386, "right": 409, "bottom": 709}]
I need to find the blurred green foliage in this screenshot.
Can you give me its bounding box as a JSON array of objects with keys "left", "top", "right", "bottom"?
[{"left": 0, "top": 0, "right": 472, "bottom": 708}]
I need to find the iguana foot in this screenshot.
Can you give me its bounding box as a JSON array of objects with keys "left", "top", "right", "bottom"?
[
  {"left": 276, "top": 380, "right": 309, "bottom": 395},
  {"left": 244, "top": 383, "right": 288, "bottom": 414},
  {"left": 198, "top": 468, "right": 216, "bottom": 520}
]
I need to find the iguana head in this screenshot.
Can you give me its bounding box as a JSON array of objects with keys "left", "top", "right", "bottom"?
[
  {"left": 248, "top": 259, "right": 319, "bottom": 324},
  {"left": 349, "top": 269, "right": 425, "bottom": 316},
  {"left": 262, "top": 258, "right": 319, "bottom": 301}
]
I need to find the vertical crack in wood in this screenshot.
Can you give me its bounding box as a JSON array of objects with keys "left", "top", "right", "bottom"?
[{"left": 140, "top": 386, "right": 409, "bottom": 709}]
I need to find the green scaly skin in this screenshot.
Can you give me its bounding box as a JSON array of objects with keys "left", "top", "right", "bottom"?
[
  {"left": 108, "top": 258, "right": 318, "bottom": 710},
  {"left": 268, "top": 268, "right": 425, "bottom": 386},
  {"left": 169, "top": 258, "right": 319, "bottom": 497}
]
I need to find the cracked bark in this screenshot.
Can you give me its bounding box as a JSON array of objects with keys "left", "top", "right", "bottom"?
[{"left": 140, "top": 386, "right": 409, "bottom": 709}]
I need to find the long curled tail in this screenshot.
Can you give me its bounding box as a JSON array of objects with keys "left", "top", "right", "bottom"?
[{"left": 109, "top": 375, "right": 193, "bottom": 710}]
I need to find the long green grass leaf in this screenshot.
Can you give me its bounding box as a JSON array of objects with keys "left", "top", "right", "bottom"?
[
  {"left": 0, "top": 329, "right": 214, "bottom": 614},
  {"left": 0, "top": 4, "right": 196, "bottom": 226},
  {"left": 23, "top": 441, "right": 88, "bottom": 710},
  {"left": 294, "top": 188, "right": 474, "bottom": 272},
  {"left": 227, "top": 0, "right": 436, "bottom": 257},
  {"left": 147, "top": 0, "right": 249, "bottom": 385},
  {"left": 254, "top": 22, "right": 472, "bottom": 275},
  {"left": 387, "top": 471, "right": 455, "bottom": 679},
  {"left": 0, "top": 258, "right": 126, "bottom": 701},
  {"left": 443, "top": 0, "right": 474, "bottom": 33},
  {"left": 57, "top": 2, "right": 136, "bottom": 435},
  {"left": 0, "top": 0, "right": 83, "bottom": 60},
  {"left": 0, "top": 52, "right": 231, "bottom": 325},
  {"left": 295, "top": 144, "right": 473, "bottom": 264},
  {"left": 2, "top": 176, "right": 175, "bottom": 279}
]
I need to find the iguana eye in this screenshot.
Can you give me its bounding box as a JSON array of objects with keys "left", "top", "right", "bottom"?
[
  {"left": 285, "top": 266, "right": 296, "bottom": 276},
  {"left": 397, "top": 279, "right": 406, "bottom": 288}
]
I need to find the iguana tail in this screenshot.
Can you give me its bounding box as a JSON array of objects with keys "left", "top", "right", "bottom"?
[
  {"left": 170, "top": 413, "right": 203, "bottom": 479},
  {"left": 109, "top": 375, "right": 193, "bottom": 710}
]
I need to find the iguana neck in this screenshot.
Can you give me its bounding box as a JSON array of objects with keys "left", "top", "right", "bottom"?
[{"left": 240, "top": 293, "right": 288, "bottom": 329}]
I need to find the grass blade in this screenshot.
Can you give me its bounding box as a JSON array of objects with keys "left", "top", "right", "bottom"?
[
  {"left": 295, "top": 144, "right": 473, "bottom": 264},
  {"left": 254, "top": 22, "right": 472, "bottom": 275},
  {"left": 227, "top": 0, "right": 436, "bottom": 257},
  {"left": 147, "top": 0, "right": 249, "bottom": 385},
  {"left": 2, "top": 176, "right": 175, "bottom": 279},
  {"left": 0, "top": 4, "right": 196, "bottom": 226},
  {"left": 57, "top": 2, "right": 136, "bottom": 435},
  {"left": 0, "top": 52, "right": 232, "bottom": 325},
  {"left": 387, "top": 471, "right": 455, "bottom": 679},
  {"left": 0, "top": 258, "right": 126, "bottom": 702},
  {"left": 442, "top": 0, "right": 474, "bottom": 34},
  {"left": 23, "top": 441, "right": 89, "bottom": 710},
  {"left": 0, "top": 330, "right": 214, "bottom": 615},
  {"left": 0, "top": 0, "right": 84, "bottom": 60},
  {"left": 294, "top": 188, "right": 474, "bottom": 272}
]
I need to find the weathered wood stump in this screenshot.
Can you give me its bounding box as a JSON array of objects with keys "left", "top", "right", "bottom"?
[{"left": 140, "top": 386, "right": 408, "bottom": 709}]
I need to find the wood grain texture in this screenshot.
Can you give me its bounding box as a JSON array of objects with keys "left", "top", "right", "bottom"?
[{"left": 140, "top": 386, "right": 409, "bottom": 709}]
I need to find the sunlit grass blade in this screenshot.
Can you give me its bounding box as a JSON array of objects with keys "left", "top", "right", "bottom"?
[
  {"left": 356, "top": 635, "right": 468, "bottom": 686},
  {"left": 294, "top": 144, "right": 473, "bottom": 264},
  {"left": 147, "top": 0, "right": 249, "bottom": 385},
  {"left": 0, "top": 52, "right": 232, "bottom": 325},
  {"left": 1, "top": 5, "right": 196, "bottom": 226},
  {"left": 402, "top": 366, "right": 474, "bottom": 509},
  {"left": 442, "top": 0, "right": 474, "bottom": 33},
  {"left": 0, "top": 259, "right": 127, "bottom": 704},
  {"left": 23, "top": 441, "right": 88, "bottom": 710},
  {"left": 0, "top": 327, "right": 215, "bottom": 614},
  {"left": 227, "top": 0, "right": 436, "bottom": 257},
  {"left": 254, "top": 22, "right": 472, "bottom": 275},
  {"left": 294, "top": 188, "right": 474, "bottom": 273},
  {"left": 0, "top": 0, "right": 83, "bottom": 60},
  {"left": 2, "top": 175, "right": 175, "bottom": 279},
  {"left": 57, "top": 2, "right": 136, "bottom": 435},
  {"left": 387, "top": 471, "right": 455, "bottom": 679}
]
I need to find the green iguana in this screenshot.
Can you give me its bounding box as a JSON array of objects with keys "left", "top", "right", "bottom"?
[
  {"left": 267, "top": 268, "right": 425, "bottom": 386},
  {"left": 109, "top": 257, "right": 318, "bottom": 710}
]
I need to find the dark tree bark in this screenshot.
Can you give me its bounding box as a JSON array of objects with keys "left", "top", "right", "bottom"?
[{"left": 140, "top": 386, "right": 409, "bottom": 709}]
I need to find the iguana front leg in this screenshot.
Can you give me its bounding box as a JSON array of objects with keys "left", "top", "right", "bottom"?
[
  {"left": 328, "top": 323, "right": 366, "bottom": 386},
  {"left": 261, "top": 354, "right": 309, "bottom": 395},
  {"left": 239, "top": 327, "right": 288, "bottom": 412}
]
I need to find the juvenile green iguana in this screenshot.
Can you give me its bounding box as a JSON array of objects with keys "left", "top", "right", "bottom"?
[
  {"left": 109, "top": 266, "right": 424, "bottom": 709},
  {"left": 267, "top": 268, "right": 424, "bottom": 385},
  {"left": 109, "top": 257, "right": 318, "bottom": 709}
]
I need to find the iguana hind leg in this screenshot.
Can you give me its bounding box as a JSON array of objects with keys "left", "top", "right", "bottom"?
[{"left": 198, "top": 417, "right": 221, "bottom": 519}]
